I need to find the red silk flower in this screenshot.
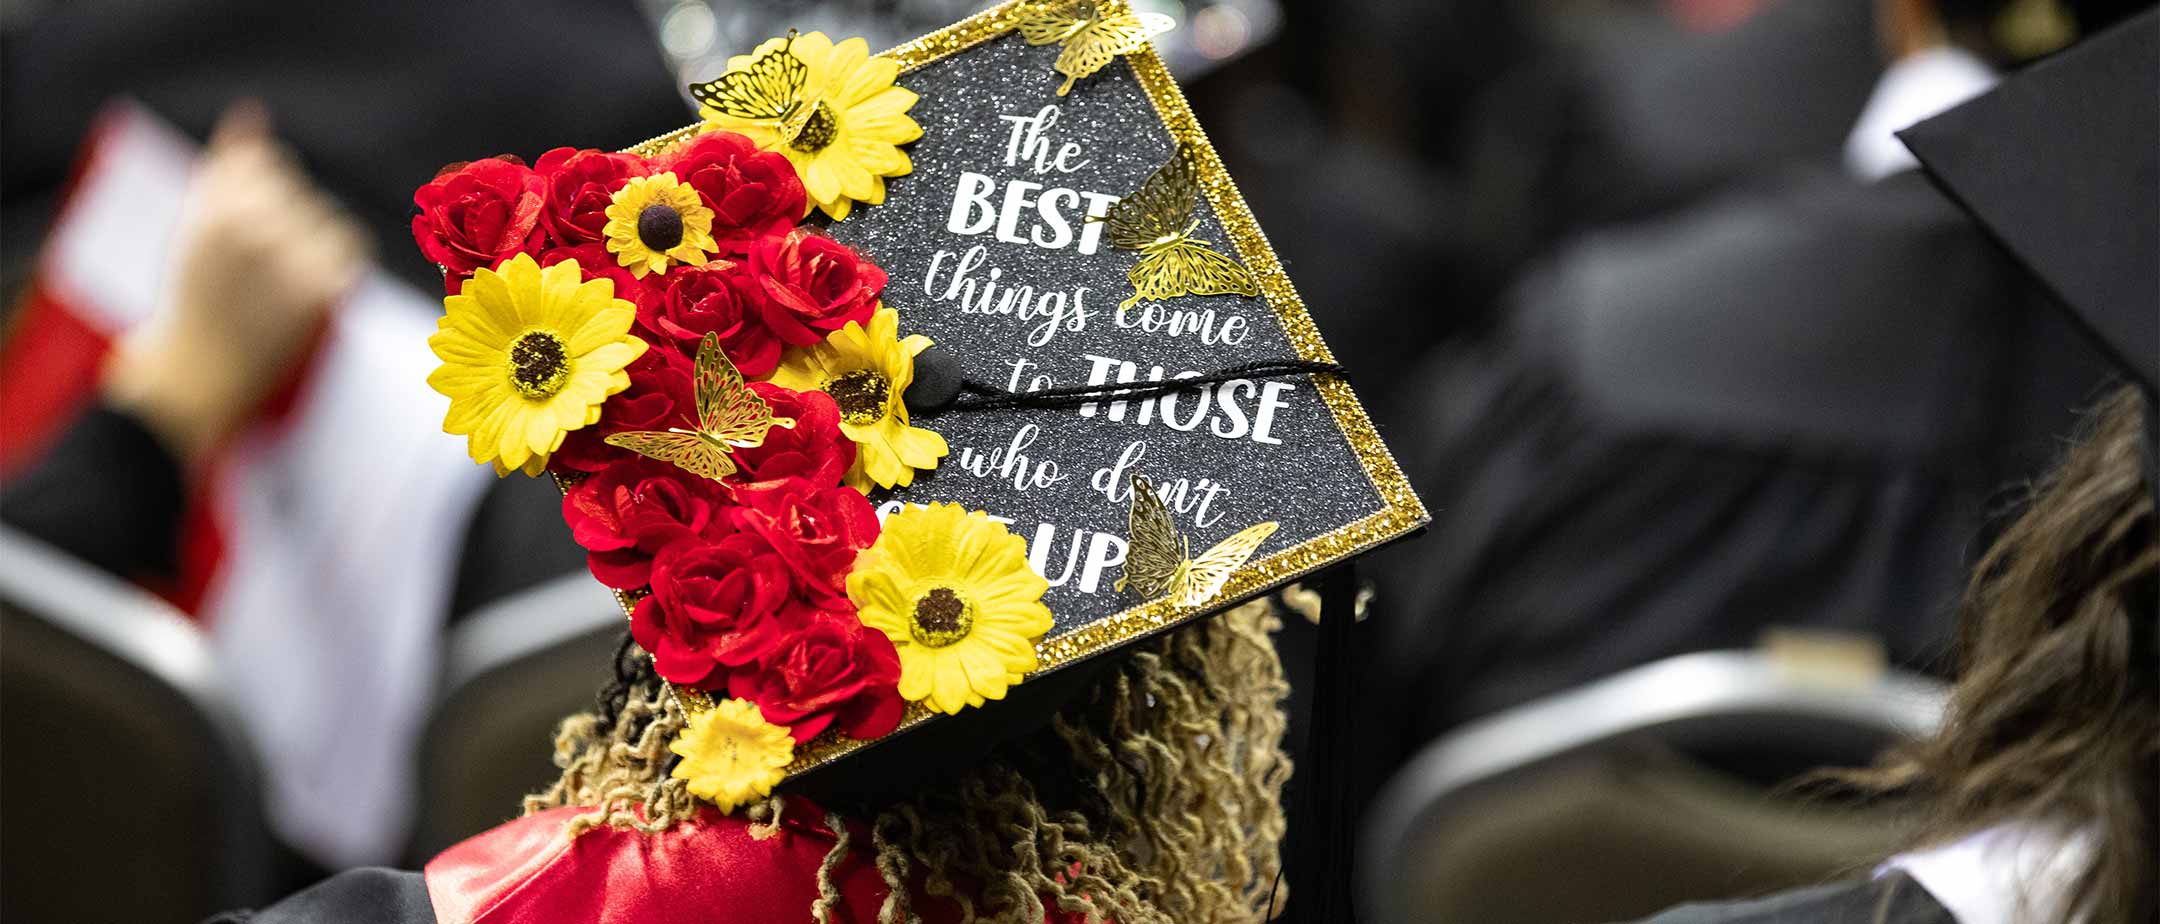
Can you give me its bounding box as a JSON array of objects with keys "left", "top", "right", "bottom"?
[
  {"left": 726, "top": 475, "right": 880, "bottom": 606},
  {"left": 561, "top": 457, "right": 732, "bottom": 590},
  {"left": 412, "top": 156, "right": 547, "bottom": 287},
  {"left": 730, "top": 610, "right": 904, "bottom": 742},
  {"left": 633, "top": 534, "right": 806, "bottom": 690},
  {"left": 641, "top": 261, "right": 785, "bottom": 377},
  {"left": 662, "top": 131, "right": 806, "bottom": 255},
  {"left": 731, "top": 384, "right": 854, "bottom": 488},
  {"left": 548, "top": 343, "right": 693, "bottom": 475},
  {"left": 746, "top": 229, "right": 886, "bottom": 347},
  {"left": 416, "top": 136, "right": 920, "bottom": 736},
  {"left": 534, "top": 147, "right": 649, "bottom": 245}
]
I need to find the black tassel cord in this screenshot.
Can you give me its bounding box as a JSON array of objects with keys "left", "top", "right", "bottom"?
[{"left": 923, "top": 359, "right": 1349, "bottom": 415}]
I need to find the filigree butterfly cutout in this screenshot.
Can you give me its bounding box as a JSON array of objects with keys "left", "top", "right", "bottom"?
[
  {"left": 604, "top": 333, "right": 795, "bottom": 481},
  {"left": 688, "top": 30, "right": 836, "bottom": 151},
  {"left": 1097, "top": 144, "right": 1260, "bottom": 312},
  {"left": 1016, "top": 0, "right": 1176, "bottom": 96},
  {"left": 1115, "top": 473, "right": 1279, "bottom": 606}
]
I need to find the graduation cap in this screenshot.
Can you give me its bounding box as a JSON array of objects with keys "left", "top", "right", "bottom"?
[
  {"left": 413, "top": 2, "right": 1425, "bottom": 918},
  {"left": 1897, "top": 10, "right": 2159, "bottom": 489}
]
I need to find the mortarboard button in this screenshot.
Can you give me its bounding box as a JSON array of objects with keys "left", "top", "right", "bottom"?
[{"left": 904, "top": 342, "right": 965, "bottom": 417}]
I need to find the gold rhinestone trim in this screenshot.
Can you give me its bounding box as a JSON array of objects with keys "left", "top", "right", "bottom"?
[{"left": 594, "top": 0, "right": 1428, "bottom": 780}]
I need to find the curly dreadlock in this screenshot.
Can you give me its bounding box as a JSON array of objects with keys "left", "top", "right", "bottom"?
[{"left": 524, "top": 598, "right": 1293, "bottom": 924}]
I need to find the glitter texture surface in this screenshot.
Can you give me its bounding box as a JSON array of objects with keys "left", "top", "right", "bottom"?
[{"left": 620, "top": 1, "right": 1428, "bottom": 779}]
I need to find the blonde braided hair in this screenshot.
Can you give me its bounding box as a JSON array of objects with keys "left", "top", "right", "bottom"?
[
  {"left": 521, "top": 679, "right": 697, "bottom": 837},
  {"left": 526, "top": 598, "right": 1293, "bottom": 924}
]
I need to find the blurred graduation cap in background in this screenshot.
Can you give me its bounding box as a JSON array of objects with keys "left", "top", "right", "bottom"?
[{"left": 1899, "top": 9, "right": 2158, "bottom": 480}]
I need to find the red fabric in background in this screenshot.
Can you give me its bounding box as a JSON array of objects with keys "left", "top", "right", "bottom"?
[
  {"left": 0, "top": 288, "right": 109, "bottom": 477},
  {"left": 426, "top": 803, "right": 1091, "bottom": 924},
  {"left": 0, "top": 282, "right": 235, "bottom": 616},
  {"left": 0, "top": 105, "right": 230, "bottom": 615},
  {"left": 1, "top": 103, "right": 122, "bottom": 480}
]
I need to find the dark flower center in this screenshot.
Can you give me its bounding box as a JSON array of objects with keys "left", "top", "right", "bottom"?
[
  {"left": 825, "top": 369, "right": 891, "bottom": 425},
  {"left": 789, "top": 101, "right": 839, "bottom": 153},
  {"left": 507, "top": 331, "right": 571, "bottom": 400},
  {"left": 910, "top": 587, "right": 974, "bottom": 648},
  {"left": 637, "top": 203, "right": 685, "bottom": 251}
]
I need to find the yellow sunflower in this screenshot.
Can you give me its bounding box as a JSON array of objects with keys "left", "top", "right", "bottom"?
[
  {"left": 698, "top": 31, "right": 922, "bottom": 221},
  {"left": 603, "top": 173, "right": 718, "bottom": 277},
  {"left": 427, "top": 253, "right": 647, "bottom": 476},
  {"left": 669, "top": 698, "right": 795, "bottom": 813},
  {"left": 848, "top": 503, "right": 1053, "bottom": 715},
  {"left": 768, "top": 307, "right": 948, "bottom": 491}
]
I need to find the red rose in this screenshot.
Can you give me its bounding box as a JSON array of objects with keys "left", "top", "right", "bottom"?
[
  {"left": 731, "top": 610, "right": 903, "bottom": 742},
  {"left": 632, "top": 534, "right": 806, "bottom": 690},
  {"left": 662, "top": 131, "right": 805, "bottom": 255},
  {"left": 534, "top": 147, "right": 649, "bottom": 246},
  {"left": 726, "top": 476, "right": 880, "bottom": 606},
  {"left": 561, "top": 457, "right": 732, "bottom": 590},
  {"left": 641, "top": 261, "right": 785, "bottom": 376},
  {"left": 537, "top": 243, "right": 662, "bottom": 314},
  {"left": 412, "top": 156, "right": 546, "bottom": 287},
  {"left": 746, "top": 229, "right": 887, "bottom": 346},
  {"left": 732, "top": 384, "right": 854, "bottom": 488},
  {"left": 549, "top": 343, "right": 694, "bottom": 474}
]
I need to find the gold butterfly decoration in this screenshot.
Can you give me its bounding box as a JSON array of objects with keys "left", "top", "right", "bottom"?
[
  {"left": 1116, "top": 473, "right": 1279, "bottom": 606},
  {"left": 605, "top": 333, "right": 795, "bottom": 480},
  {"left": 1099, "top": 145, "right": 1260, "bottom": 312},
  {"left": 1016, "top": 0, "right": 1176, "bottom": 96},
  {"left": 688, "top": 31, "right": 836, "bottom": 151}
]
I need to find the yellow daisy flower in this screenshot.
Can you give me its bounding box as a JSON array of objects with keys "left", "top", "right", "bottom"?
[
  {"left": 768, "top": 307, "right": 948, "bottom": 492},
  {"left": 847, "top": 503, "right": 1053, "bottom": 715},
  {"left": 669, "top": 698, "right": 795, "bottom": 813},
  {"left": 426, "top": 253, "right": 647, "bottom": 477},
  {"left": 698, "top": 31, "right": 923, "bottom": 221},
  {"left": 603, "top": 172, "right": 718, "bottom": 277}
]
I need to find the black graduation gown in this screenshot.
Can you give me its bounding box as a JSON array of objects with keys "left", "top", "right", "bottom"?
[
  {"left": 0, "top": 405, "right": 188, "bottom": 582},
  {"left": 1369, "top": 168, "right": 2113, "bottom": 746},
  {"left": 0, "top": 0, "right": 690, "bottom": 295},
  {"left": 204, "top": 869, "right": 433, "bottom": 924}
]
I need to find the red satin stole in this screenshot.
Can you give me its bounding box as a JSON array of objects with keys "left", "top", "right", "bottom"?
[{"left": 424, "top": 801, "right": 1095, "bottom": 924}]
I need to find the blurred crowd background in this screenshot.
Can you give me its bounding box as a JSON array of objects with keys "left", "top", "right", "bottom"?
[{"left": 0, "top": 0, "right": 2146, "bottom": 921}]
